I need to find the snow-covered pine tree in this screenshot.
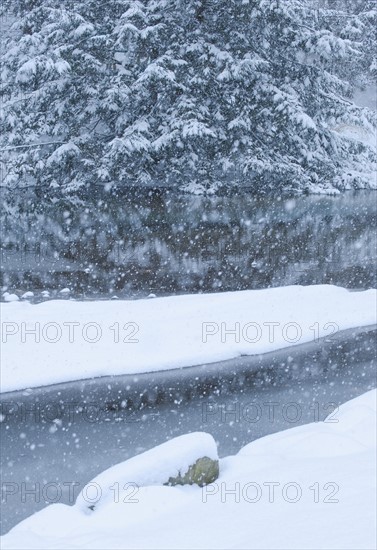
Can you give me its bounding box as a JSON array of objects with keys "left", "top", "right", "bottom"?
[
  {"left": 1, "top": 0, "right": 376, "bottom": 193},
  {"left": 1, "top": 0, "right": 123, "bottom": 190},
  {"left": 314, "top": 0, "right": 376, "bottom": 86},
  {"left": 99, "top": 0, "right": 185, "bottom": 187}
]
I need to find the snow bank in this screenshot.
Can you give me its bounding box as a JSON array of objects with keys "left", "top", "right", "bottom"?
[
  {"left": 1, "top": 285, "right": 376, "bottom": 392},
  {"left": 75, "top": 432, "right": 218, "bottom": 512},
  {"left": 2, "top": 389, "right": 376, "bottom": 549}
]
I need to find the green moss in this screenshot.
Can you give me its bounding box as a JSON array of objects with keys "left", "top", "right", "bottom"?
[{"left": 165, "top": 457, "right": 219, "bottom": 487}]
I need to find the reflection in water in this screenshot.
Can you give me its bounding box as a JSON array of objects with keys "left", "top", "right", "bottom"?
[{"left": 1, "top": 189, "right": 376, "bottom": 297}]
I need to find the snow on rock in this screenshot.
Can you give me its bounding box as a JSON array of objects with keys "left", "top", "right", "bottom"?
[
  {"left": 75, "top": 432, "right": 219, "bottom": 513},
  {"left": 332, "top": 123, "right": 376, "bottom": 148},
  {"left": 353, "top": 85, "right": 377, "bottom": 111},
  {"left": 1, "top": 390, "right": 376, "bottom": 549},
  {"left": 3, "top": 293, "right": 19, "bottom": 302},
  {"left": 21, "top": 291, "right": 34, "bottom": 299},
  {"left": 0, "top": 285, "right": 376, "bottom": 392}
]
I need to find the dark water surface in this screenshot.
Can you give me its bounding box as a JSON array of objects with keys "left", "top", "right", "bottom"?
[{"left": 1, "top": 189, "right": 376, "bottom": 298}]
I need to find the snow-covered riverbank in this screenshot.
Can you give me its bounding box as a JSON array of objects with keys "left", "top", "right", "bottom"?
[
  {"left": 1, "top": 285, "right": 376, "bottom": 393},
  {"left": 2, "top": 389, "right": 376, "bottom": 549}
]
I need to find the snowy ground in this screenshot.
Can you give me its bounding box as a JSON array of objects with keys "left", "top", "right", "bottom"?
[
  {"left": 1, "top": 389, "right": 376, "bottom": 549},
  {"left": 1, "top": 285, "right": 376, "bottom": 393}
]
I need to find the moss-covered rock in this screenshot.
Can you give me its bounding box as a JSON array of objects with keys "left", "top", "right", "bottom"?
[{"left": 165, "top": 456, "right": 219, "bottom": 487}]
